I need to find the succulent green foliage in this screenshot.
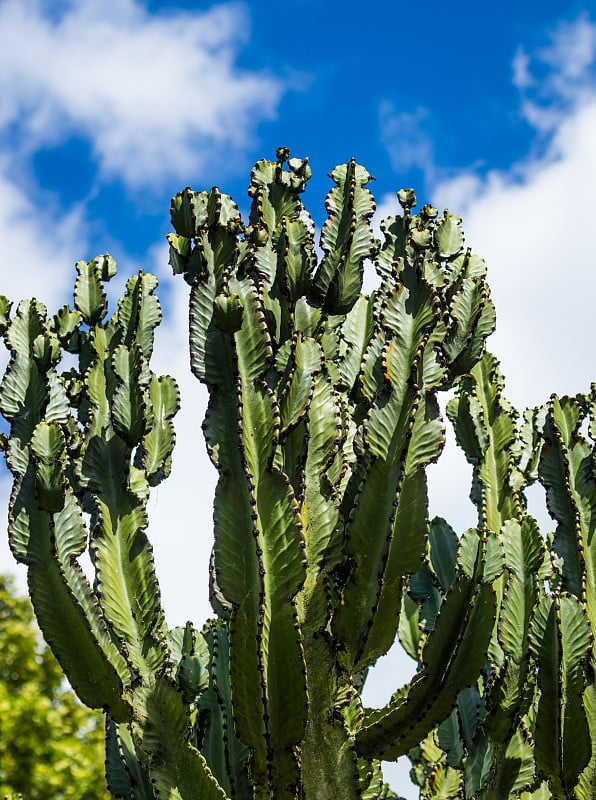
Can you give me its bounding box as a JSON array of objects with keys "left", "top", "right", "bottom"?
[
  {"left": 166, "top": 149, "right": 496, "bottom": 797},
  {"left": 198, "top": 621, "right": 252, "bottom": 800},
  {"left": 0, "top": 260, "right": 225, "bottom": 799},
  {"left": 403, "top": 357, "right": 596, "bottom": 800},
  {"left": 354, "top": 572, "right": 497, "bottom": 761},
  {"left": 5, "top": 151, "right": 596, "bottom": 800},
  {"left": 529, "top": 594, "right": 592, "bottom": 796},
  {"left": 311, "top": 159, "right": 376, "bottom": 314},
  {"left": 106, "top": 719, "right": 155, "bottom": 800},
  {"left": 447, "top": 352, "right": 524, "bottom": 533},
  {"left": 534, "top": 391, "right": 596, "bottom": 799}
]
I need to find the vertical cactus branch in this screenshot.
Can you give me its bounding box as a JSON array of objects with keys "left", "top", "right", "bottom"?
[
  {"left": 0, "top": 259, "right": 228, "bottom": 800},
  {"left": 405, "top": 359, "right": 596, "bottom": 800},
  {"left": 171, "top": 169, "right": 309, "bottom": 798},
  {"left": 535, "top": 393, "right": 596, "bottom": 799}
]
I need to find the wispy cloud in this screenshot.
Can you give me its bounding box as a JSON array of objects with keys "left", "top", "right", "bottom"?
[
  {"left": 434, "top": 96, "right": 596, "bottom": 409},
  {"left": 0, "top": 0, "right": 288, "bottom": 188},
  {"left": 431, "top": 14, "right": 596, "bottom": 415},
  {"left": 374, "top": 14, "right": 596, "bottom": 536},
  {"left": 513, "top": 13, "right": 596, "bottom": 132},
  {"left": 0, "top": 157, "right": 86, "bottom": 307},
  {"left": 379, "top": 102, "right": 436, "bottom": 185},
  {"left": 0, "top": 156, "right": 89, "bottom": 593}
]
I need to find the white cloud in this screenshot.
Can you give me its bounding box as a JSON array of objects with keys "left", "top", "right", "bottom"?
[
  {"left": 512, "top": 46, "right": 534, "bottom": 90},
  {"left": 515, "top": 13, "right": 596, "bottom": 132},
  {"left": 426, "top": 91, "right": 596, "bottom": 546},
  {"left": 434, "top": 101, "right": 596, "bottom": 416},
  {"left": 374, "top": 89, "right": 596, "bottom": 531},
  {"left": 376, "top": 14, "right": 596, "bottom": 417},
  {"left": 0, "top": 0, "right": 288, "bottom": 188},
  {"left": 0, "top": 168, "right": 88, "bottom": 594},
  {"left": 0, "top": 161, "right": 86, "bottom": 309},
  {"left": 379, "top": 102, "right": 436, "bottom": 184},
  {"left": 539, "top": 14, "right": 596, "bottom": 81}
]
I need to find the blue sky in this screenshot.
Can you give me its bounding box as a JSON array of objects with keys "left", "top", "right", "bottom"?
[
  {"left": 4, "top": 0, "right": 593, "bottom": 257},
  {"left": 1, "top": 2, "right": 595, "bottom": 796}
]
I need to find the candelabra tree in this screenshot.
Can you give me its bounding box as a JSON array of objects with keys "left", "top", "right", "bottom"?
[
  {"left": 0, "top": 149, "right": 593, "bottom": 799},
  {"left": 402, "top": 356, "right": 596, "bottom": 800}
]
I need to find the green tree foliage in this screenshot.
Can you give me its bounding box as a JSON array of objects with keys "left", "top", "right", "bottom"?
[{"left": 0, "top": 574, "right": 109, "bottom": 799}]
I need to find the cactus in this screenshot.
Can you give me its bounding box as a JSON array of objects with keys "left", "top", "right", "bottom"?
[
  {"left": 404, "top": 357, "right": 596, "bottom": 800},
  {"left": 1, "top": 150, "right": 595, "bottom": 799}
]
